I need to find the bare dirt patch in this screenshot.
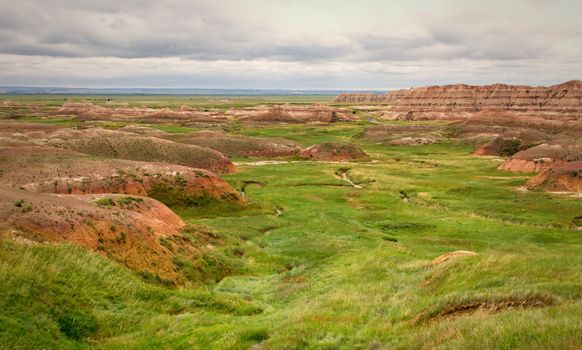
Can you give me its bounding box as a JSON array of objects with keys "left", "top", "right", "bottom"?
[{"left": 431, "top": 250, "right": 478, "bottom": 266}]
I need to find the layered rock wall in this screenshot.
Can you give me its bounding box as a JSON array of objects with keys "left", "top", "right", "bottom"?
[{"left": 334, "top": 80, "right": 582, "bottom": 115}]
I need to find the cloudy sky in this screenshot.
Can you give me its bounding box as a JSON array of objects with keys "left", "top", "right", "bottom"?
[{"left": 0, "top": 0, "right": 581, "bottom": 90}]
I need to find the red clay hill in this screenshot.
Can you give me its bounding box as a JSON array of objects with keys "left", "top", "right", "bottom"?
[
  {"left": 527, "top": 161, "right": 582, "bottom": 193},
  {"left": 0, "top": 144, "right": 242, "bottom": 206},
  {"left": 498, "top": 142, "right": 582, "bottom": 173},
  {"left": 0, "top": 123, "right": 247, "bottom": 285}
]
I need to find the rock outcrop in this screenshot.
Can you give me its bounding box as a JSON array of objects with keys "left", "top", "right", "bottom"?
[
  {"left": 498, "top": 142, "right": 582, "bottom": 173},
  {"left": 235, "top": 105, "right": 357, "bottom": 124},
  {"left": 0, "top": 186, "right": 193, "bottom": 284},
  {"left": 334, "top": 80, "right": 582, "bottom": 117},
  {"left": 526, "top": 161, "right": 582, "bottom": 193}
]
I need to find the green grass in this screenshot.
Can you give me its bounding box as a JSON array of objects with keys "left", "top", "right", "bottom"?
[
  {"left": 0, "top": 118, "right": 581, "bottom": 349},
  {"left": 0, "top": 94, "right": 333, "bottom": 109}
]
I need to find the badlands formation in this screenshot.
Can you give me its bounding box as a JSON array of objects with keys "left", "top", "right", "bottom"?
[
  {"left": 335, "top": 80, "right": 582, "bottom": 117},
  {"left": 341, "top": 80, "right": 582, "bottom": 191},
  {"left": 0, "top": 84, "right": 581, "bottom": 349}
]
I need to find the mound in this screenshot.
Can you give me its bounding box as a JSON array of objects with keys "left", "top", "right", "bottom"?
[
  {"left": 0, "top": 186, "right": 193, "bottom": 284},
  {"left": 451, "top": 109, "right": 564, "bottom": 140},
  {"left": 239, "top": 107, "right": 301, "bottom": 124},
  {"left": 117, "top": 125, "right": 170, "bottom": 137},
  {"left": 526, "top": 161, "right": 582, "bottom": 193},
  {"left": 0, "top": 121, "right": 63, "bottom": 143},
  {"left": 0, "top": 144, "right": 243, "bottom": 206},
  {"left": 359, "top": 124, "right": 441, "bottom": 143},
  {"left": 298, "top": 142, "right": 369, "bottom": 162},
  {"left": 233, "top": 105, "right": 357, "bottom": 124},
  {"left": 55, "top": 132, "right": 235, "bottom": 173},
  {"left": 384, "top": 137, "right": 436, "bottom": 146},
  {"left": 167, "top": 130, "right": 301, "bottom": 158},
  {"left": 379, "top": 110, "right": 473, "bottom": 121},
  {"left": 498, "top": 142, "right": 582, "bottom": 172},
  {"left": 473, "top": 131, "right": 545, "bottom": 156}
]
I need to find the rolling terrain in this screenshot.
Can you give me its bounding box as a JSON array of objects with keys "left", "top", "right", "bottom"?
[{"left": 0, "top": 90, "right": 581, "bottom": 349}]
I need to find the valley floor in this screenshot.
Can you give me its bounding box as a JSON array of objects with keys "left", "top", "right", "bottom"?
[{"left": 1, "top": 122, "right": 581, "bottom": 349}]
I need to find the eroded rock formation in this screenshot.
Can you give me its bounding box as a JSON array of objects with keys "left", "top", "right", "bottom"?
[
  {"left": 527, "top": 161, "right": 582, "bottom": 193},
  {"left": 334, "top": 80, "right": 582, "bottom": 117}
]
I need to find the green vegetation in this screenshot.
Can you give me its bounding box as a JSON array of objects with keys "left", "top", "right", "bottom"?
[
  {"left": 95, "top": 196, "right": 143, "bottom": 208},
  {"left": 0, "top": 99, "right": 581, "bottom": 349},
  {"left": 0, "top": 94, "right": 332, "bottom": 110}
]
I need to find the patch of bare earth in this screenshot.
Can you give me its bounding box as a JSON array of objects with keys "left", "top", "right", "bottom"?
[
  {"left": 419, "top": 295, "right": 555, "bottom": 324},
  {"left": 431, "top": 250, "right": 478, "bottom": 266},
  {"left": 526, "top": 161, "right": 582, "bottom": 193}
]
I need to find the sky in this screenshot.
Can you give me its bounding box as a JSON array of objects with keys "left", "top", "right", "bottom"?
[{"left": 0, "top": 0, "right": 581, "bottom": 90}]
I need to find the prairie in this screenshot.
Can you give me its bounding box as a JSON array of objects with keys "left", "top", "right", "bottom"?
[{"left": 0, "top": 96, "right": 581, "bottom": 349}]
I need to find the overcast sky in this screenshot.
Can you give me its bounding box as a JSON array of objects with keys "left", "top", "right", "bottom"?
[{"left": 0, "top": 0, "right": 581, "bottom": 90}]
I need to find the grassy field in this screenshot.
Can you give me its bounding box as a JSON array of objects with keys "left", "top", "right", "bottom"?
[
  {"left": 0, "top": 102, "right": 581, "bottom": 349},
  {"left": 1, "top": 94, "right": 333, "bottom": 109}
]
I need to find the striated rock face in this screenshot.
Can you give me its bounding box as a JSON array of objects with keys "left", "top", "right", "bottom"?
[
  {"left": 334, "top": 80, "right": 582, "bottom": 116},
  {"left": 527, "top": 161, "right": 582, "bottom": 193}
]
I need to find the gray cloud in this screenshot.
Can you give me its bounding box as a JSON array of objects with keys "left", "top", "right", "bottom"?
[{"left": 0, "top": 0, "right": 580, "bottom": 88}]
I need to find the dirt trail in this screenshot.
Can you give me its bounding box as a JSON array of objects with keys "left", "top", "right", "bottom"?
[{"left": 340, "top": 172, "right": 362, "bottom": 188}]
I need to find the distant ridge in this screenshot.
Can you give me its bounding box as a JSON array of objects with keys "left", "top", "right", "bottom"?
[
  {"left": 333, "top": 80, "right": 582, "bottom": 114},
  {"left": 0, "top": 86, "right": 385, "bottom": 96}
]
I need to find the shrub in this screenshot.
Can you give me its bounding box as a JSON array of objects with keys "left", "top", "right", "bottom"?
[{"left": 57, "top": 310, "right": 99, "bottom": 340}]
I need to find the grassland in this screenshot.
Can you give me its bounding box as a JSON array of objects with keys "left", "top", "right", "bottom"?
[
  {"left": 1, "top": 94, "right": 333, "bottom": 109},
  {"left": 0, "top": 96, "right": 581, "bottom": 349}
]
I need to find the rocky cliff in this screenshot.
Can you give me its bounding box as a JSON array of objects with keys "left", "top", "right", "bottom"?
[{"left": 334, "top": 80, "right": 582, "bottom": 115}]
